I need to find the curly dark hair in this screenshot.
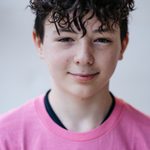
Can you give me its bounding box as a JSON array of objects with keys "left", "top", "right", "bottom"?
[{"left": 29, "top": 0, "right": 135, "bottom": 43}]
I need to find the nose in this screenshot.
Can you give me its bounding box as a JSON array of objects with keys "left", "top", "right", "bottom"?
[{"left": 73, "top": 42, "right": 95, "bottom": 66}]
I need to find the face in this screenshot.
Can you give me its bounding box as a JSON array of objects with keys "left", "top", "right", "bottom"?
[{"left": 33, "top": 15, "right": 128, "bottom": 99}]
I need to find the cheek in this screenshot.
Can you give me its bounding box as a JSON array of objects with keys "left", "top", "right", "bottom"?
[
  {"left": 45, "top": 50, "right": 71, "bottom": 73},
  {"left": 106, "top": 43, "right": 122, "bottom": 63},
  {"left": 97, "top": 49, "right": 120, "bottom": 73}
]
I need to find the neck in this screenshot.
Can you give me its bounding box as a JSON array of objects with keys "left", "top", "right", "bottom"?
[{"left": 48, "top": 87, "right": 112, "bottom": 132}]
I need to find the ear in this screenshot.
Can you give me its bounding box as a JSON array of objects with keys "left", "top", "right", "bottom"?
[
  {"left": 32, "top": 30, "right": 44, "bottom": 59},
  {"left": 119, "top": 33, "right": 129, "bottom": 60}
]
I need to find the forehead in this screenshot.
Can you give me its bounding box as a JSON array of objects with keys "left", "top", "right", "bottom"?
[{"left": 44, "top": 13, "right": 120, "bottom": 35}]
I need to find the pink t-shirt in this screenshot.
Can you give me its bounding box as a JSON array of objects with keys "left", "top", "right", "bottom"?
[{"left": 0, "top": 96, "right": 150, "bottom": 150}]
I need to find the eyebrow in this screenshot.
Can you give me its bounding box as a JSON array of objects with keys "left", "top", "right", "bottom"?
[
  {"left": 52, "top": 28, "right": 74, "bottom": 34},
  {"left": 93, "top": 28, "right": 114, "bottom": 34},
  {"left": 59, "top": 28, "right": 74, "bottom": 33},
  {"left": 52, "top": 27, "right": 114, "bottom": 35}
]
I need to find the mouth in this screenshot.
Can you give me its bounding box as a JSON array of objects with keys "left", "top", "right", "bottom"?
[{"left": 68, "top": 72, "right": 99, "bottom": 82}]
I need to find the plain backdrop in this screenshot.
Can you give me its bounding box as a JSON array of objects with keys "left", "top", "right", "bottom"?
[{"left": 0, "top": 0, "right": 150, "bottom": 115}]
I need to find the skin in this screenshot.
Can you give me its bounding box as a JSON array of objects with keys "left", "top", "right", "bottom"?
[{"left": 33, "top": 14, "right": 128, "bottom": 132}]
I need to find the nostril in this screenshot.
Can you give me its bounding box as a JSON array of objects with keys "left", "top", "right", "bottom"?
[
  {"left": 73, "top": 50, "right": 95, "bottom": 65},
  {"left": 88, "top": 60, "right": 94, "bottom": 65},
  {"left": 74, "top": 58, "right": 94, "bottom": 65},
  {"left": 76, "top": 60, "right": 79, "bottom": 64}
]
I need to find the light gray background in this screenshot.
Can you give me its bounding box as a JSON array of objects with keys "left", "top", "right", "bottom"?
[{"left": 0, "top": 0, "right": 150, "bottom": 115}]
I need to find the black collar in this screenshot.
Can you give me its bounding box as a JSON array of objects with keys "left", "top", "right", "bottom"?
[{"left": 44, "top": 90, "right": 115, "bottom": 130}]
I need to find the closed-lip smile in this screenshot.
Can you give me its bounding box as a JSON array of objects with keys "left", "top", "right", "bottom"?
[
  {"left": 68, "top": 72, "right": 99, "bottom": 82},
  {"left": 69, "top": 72, "right": 99, "bottom": 76}
]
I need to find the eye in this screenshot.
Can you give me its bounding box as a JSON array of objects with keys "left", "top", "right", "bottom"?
[
  {"left": 57, "top": 37, "right": 74, "bottom": 42},
  {"left": 94, "top": 38, "right": 112, "bottom": 44}
]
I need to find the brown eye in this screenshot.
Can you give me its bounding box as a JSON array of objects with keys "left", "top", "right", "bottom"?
[
  {"left": 94, "top": 38, "right": 112, "bottom": 44},
  {"left": 58, "top": 37, "right": 74, "bottom": 42}
]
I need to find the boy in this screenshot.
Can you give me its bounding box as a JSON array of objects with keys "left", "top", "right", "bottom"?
[{"left": 0, "top": 0, "right": 150, "bottom": 149}]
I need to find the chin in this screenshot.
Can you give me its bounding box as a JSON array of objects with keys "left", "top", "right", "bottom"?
[{"left": 67, "top": 85, "right": 98, "bottom": 100}]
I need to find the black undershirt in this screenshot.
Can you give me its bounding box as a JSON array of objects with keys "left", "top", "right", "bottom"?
[{"left": 44, "top": 90, "right": 115, "bottom": 130}]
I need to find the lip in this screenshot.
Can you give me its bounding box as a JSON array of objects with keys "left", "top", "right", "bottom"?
[{"left": 68, "top": 72, "right": 99, "bottom": 82}]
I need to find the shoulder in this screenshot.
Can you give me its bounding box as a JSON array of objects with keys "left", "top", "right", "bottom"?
[
  {"left": 0, "top": 95, "right": 44, "bottom": 147},
  {"left": 118, "top": 98, "right": 150, "bottom": 125},
  {"left": 0, "top": 95, "right": 44, "bottom": 127},
  {"left": 116, "top": 98, "right": 150, "bottom": 145},
  {"left": 0, "top": 98, "right": 34, "bottom": 125}
]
